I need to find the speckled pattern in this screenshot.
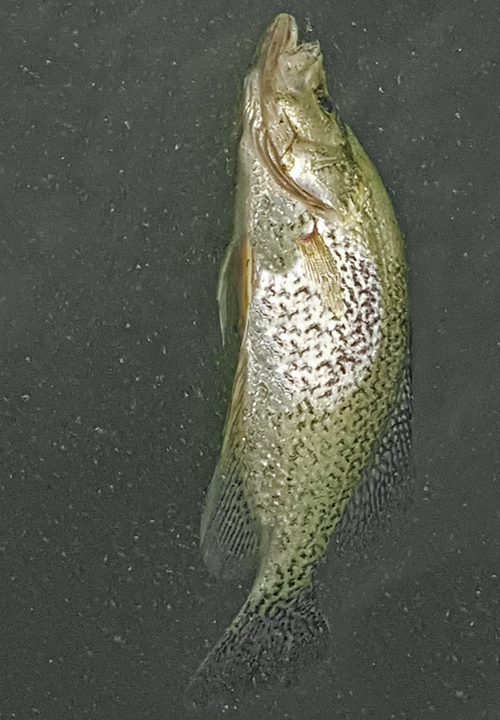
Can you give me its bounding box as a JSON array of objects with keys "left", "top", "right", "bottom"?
[
  {"left": 189, "top": 14, "right": 411, "bottom": 706},
  {"left": 249, "top": 227, "right": 382, "bottom": 407}
]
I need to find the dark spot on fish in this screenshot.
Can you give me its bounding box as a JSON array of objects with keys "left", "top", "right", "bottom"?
[{"left": 318, "top": 93, "right": 334, "bottom": 114}]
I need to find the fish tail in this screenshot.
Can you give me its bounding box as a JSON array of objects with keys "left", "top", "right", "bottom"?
[{"left": 185, "top": 585, "right": 329, "bottom": 709}]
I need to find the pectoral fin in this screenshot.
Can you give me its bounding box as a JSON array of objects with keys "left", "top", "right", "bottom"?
[{"left": 296, "top": 224, "right": 342, "bottom": 315}]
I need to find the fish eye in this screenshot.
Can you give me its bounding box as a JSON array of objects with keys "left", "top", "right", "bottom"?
[{"left": 318, "top": 93, "right": 334, "bottom": 113}]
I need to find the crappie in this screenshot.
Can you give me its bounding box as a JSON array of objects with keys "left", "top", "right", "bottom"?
[{"left": 187, "top": 13, "right": 411, "bottom": 705}]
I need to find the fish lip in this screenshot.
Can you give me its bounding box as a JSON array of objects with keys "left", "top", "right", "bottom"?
[
  {"left": 240, "top": 15, "right": 331, "bottom": 216},
  {"left": 260, "top": 13, "right": 299, "bottom": 58},
  {"left": 258, "top": 14, "right": 321, "bottom": 62},
  {"left": 256, "top": 14, "right": 322, "bottom": 88}
]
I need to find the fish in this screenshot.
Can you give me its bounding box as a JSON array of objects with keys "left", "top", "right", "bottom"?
[{"left": 186, "top": 13, "right": 411, "bottom": 707}]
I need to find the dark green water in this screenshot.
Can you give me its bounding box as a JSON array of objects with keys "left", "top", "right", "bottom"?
[{"left": 1, "top": 1, "right": 498, "bottom": 719}]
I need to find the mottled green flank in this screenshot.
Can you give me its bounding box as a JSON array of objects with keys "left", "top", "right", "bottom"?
[{"left": 186, "top": 13, "right": 411, "bottom": 708}]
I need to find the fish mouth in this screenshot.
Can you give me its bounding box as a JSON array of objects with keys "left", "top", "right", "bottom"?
[
  {"left": 259, "top": 13, "right": 299, "bottom": 61},
  {"left": 254, "top": 14, "right": 324, "bottom": 109},
  {"left": 246, "top": 15, "right": 330, "bottom": 215},
  {"left": 257, "top": 14, "right": 321, "bottom": 77}
]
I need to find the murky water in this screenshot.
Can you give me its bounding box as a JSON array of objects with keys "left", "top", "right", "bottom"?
[{"left": 1, "top": 2, "right": 498, "bottom": 718}]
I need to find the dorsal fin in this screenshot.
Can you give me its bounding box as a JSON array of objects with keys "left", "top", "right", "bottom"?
[{"left": 333, "top": 353, "right": 413, "bottom": 546}]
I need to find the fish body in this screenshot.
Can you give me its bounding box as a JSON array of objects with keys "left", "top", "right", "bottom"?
[{"left": 187, "top": 13, "right": 411, "bottom": 706}]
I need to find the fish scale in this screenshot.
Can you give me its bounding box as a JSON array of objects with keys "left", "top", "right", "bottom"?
[
  {"left": 249, "top": 231, "right": 383, "bottom": 406},
  {"left": 187, "top": 13, "right": 411, "bottom": 707}
]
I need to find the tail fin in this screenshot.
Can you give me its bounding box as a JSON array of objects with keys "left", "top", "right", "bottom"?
[{"left": 185, "top": 586, "right": 329, "bottom": 709}]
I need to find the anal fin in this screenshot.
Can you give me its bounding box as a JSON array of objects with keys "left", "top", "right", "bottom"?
[{"left": 201, "top": 351, "right": 259, "bottom": 579}]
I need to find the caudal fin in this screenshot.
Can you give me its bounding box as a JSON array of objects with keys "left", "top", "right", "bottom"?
[{"left": 185, "top": 586, "right": 329, "bottom": 709}]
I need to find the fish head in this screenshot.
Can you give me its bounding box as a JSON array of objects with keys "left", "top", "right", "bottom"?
[
  {"left": 240, "top": 13, "right": 349, "bottom": 231},
  {"left": 250, "top": 14, "right": 341, "bottom": 161}
]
